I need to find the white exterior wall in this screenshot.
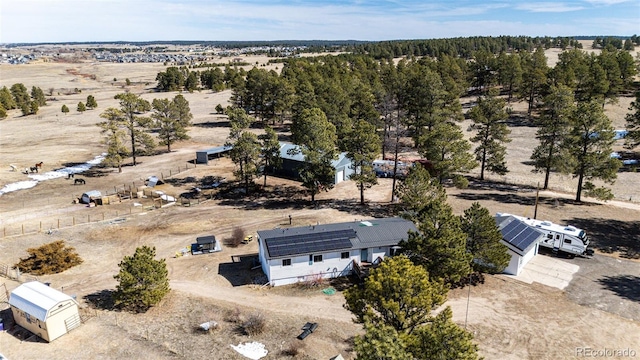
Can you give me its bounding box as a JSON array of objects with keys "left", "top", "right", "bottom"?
[
  {"left": 370, "top": 247, "right": 388, "bottom": 263},
  {"left": 258, "top": 238, "right": 270, "bottom": 281},
  {"left": 11, "top": 300, "right": 79, "bottom": 342},
  {"left": 268, "top": 250, "right": 356, "bottom": 286},
  {"left": 503, "top": 244, "right": 538, "bottom": 276}
]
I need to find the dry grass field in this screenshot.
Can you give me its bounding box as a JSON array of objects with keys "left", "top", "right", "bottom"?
[{"left": 0, "top": 44, "right": 639, "bottom": 359}]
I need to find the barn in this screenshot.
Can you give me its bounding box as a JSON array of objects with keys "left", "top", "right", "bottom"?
[
  {"left": 494, "top": 214, "right": 544, "bottom": 276},
  {"left": 257, "top": 218, "right": 417, "bottom": 286},
  {"left": 195, "top": 145, "right": 233, "bottom": 164},
  {"left": 8, "top": 281, "right": 81, "bottom": 342},
  {"left": 273, "top": 143, "right": 354, "bottom": 185}
]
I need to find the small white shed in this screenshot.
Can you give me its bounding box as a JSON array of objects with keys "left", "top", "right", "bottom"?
[
  {"left": 494, "top": 214, "right": 544, "bottom": 276},
  {"left": 9, "top": 281, "right": 81, "bottom": 342},
  {"left": 81, "top": 190, "right": 102, "bottom": 204}
]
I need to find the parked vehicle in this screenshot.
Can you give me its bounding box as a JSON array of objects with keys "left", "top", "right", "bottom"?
[{"left": 497, "top": 213, "right": 591, "bottom": 257}]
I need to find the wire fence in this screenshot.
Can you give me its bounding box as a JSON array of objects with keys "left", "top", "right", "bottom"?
[{"left": 1, "top": 162, "right": 214, "bottom": 238}]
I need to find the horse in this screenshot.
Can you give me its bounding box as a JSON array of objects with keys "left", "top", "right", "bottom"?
[
  {"left": 74, "top": 178, "right": 86, "bottom": 185},
  {"left": 67, "top": 173, "right": 75, "bottom": 179},
  {"left": 35, "top": 162, "right": 43, "bottom": 169},
  {"left": 29, "top": 166, "right": 38, "bottom": 173},
  {"left": 9, "top": 164, "right": 18, "bottom": 172}
]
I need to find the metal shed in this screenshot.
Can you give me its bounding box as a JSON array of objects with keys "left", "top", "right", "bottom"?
[
  {"left": 9, "top": 281, "right": 81, "bottom": 342},
  {"left": 195, "top": 145, "right": 233, "bottom": 164},
  {"left": 80, "top": 190, "right": 102, "bottom": 204}
]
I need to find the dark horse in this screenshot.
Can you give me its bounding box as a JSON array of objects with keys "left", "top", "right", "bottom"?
[
  {"left": 74, "top": 178, "right": 86, "bottom": 185},
  {"left": 29, "top": 166, "right": 38, "bottom": 173}
]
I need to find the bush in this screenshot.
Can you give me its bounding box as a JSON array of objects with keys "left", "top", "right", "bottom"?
[
  {"left": 242, "top": 313, "right": 265, "bottom": 336},
  {"left": 15, "top": 240, "right": 83, "bottom": 275},
  {"left": 225, "top": 307, "right": 242, "bottom": 323},
  {"left": 281, "top": 341, "right": 304, "bottom": 356},
  {"left": 227, "top": 226, "right": 245, "bottom": 247}
]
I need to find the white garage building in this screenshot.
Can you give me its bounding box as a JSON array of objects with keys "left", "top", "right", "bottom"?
[{"left": 494, "top": 214, "right": 545, "bottom": 276}]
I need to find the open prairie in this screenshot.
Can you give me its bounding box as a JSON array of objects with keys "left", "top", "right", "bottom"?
[{"left": 0, "top": 46, "right": 639, "bottom": 359}]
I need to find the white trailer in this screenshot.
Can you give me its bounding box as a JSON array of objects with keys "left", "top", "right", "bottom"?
[{"left": 497, "top": 213, "right": 590, "bottom": 257}]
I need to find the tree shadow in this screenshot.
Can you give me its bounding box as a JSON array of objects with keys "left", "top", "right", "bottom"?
[
  {"left": 217, "top": 254, "right": 263, "bottom": 287},
  {"left": 563, "top": 218, "right": 640, "bottom": 259},
  {"left": 505, "top": 114, "right": 536, "bottom": 128},
  {"left": 597, "top": 275, "right": 640, "bottom": 302},
  {"left": 193, "top": 120, "right": 230, "bottom": 128},
  {"left": 83, "top": 289, "right": 116, "bottom": 310}
]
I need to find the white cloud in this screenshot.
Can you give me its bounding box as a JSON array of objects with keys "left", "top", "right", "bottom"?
[{"left": 515, "top": 2, "right": 585, "bottom": 12}]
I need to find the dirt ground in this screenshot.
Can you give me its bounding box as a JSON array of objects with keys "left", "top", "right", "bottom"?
[{"left": 1, "top": 46, "right": 639, "bottom": 360}]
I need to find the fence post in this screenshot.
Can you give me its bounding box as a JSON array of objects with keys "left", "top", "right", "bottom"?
[
  {"left": 40, "top": 221, "right": 42, "bottom": 232},
  {"left": 102, "top": 213, "right": 105, "bottom": 221},
  {"left": 58, "top": 219, "right": 60, "bottom": 229},
  {"left": 22, "top": 224, "right": 24, "bottom": 235},
  {"left": 73, "top": 217, "right": 76, "bottom": 226}
]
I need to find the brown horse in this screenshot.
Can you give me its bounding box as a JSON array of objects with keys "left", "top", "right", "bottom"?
[{"left": 35, "top": 162, "right": 43, "bottom": 169}]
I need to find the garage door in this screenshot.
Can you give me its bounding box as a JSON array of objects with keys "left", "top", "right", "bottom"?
[{"left": 336, "top": 170, "right": 344, "bottom": 183}]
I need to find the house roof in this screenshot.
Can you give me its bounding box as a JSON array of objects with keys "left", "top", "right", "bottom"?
[
  {"left": 278, "top": 143, "right": 350, "bottom": 169},
  {"left": 196, "top": 145, "right": 233, "bottom": 155},
  {"left": 258, "top": 217, "right": 417, "bottom": 260},
  {"left": 494, "top": 215, "right": 544, "bottom": 256},
  {"left": 9, "top": 281, "right": 78, "bottom": 322}
]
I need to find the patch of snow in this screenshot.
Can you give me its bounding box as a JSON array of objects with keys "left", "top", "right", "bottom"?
[{"left": 230, "top": 342, "right": 268, "bottom": 360}]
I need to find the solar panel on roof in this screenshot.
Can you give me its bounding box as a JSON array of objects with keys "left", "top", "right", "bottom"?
[
  {"left": 500, "top": 219, "right": 542, "bottom": 252},
  {"left": 265, "top": 229, "right": 355, "bottom": 258}
]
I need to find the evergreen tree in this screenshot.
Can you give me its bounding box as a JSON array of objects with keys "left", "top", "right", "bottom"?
[
  {"left": 290, "top": 108, "right": 337, "bottom": 202},
  {"left": 469, "top": 93, "right": 511, "bottom": 180},
  {"left": 496, "top": 52, "right": 523, "bottom": 102},
  {"left": 409, "top": 307, "right": 480, "bottom": 360},
  {"left": 520, "top": 47, "right": 549, "bottom": 116},
  {"left": 31, "top": 86, "right": 46, "bottom": 106},
  {"left": 530, "top": 85, "right": 575, "bottom": 189},
  {"left": 61, "top": 104, "right": 70, "bottom": 115},
  {"left": 397, "top": 166, "right": 473, "bottom": 284},
  {"left": 460, "top": 202, "right": 510, "bottom": 274},
  {"left": 29, "top": 101, "right": 39, "bottom": 115},
  {"left": 15, "top": 240, "right": 83, "bottom": 276},
  {"left": 624, "top": 91, "right": 640, "bottom": 150},
  {"left": 564, "top": 100, "right": 620, "bottom": 201},
  {"left": 343, "top": 119, "right": 381, "bottom": 205},
  {"left": 0, "top": 104, "right": 6, "bottom": 119},
  {"left": 10, "top": 83, "right": 30, "bottom": 109},
  {"left": 77, "top": 101, "right": 86, "bottom": 113},
  {"left": 86, "top": 95, "right": 98, "bottom": 109},
  {"left": 99, "top": 93, "right": 155, "bottom": 166},
  {"left": 151, "top": 98, "right": 189, "bottom": 152},
  {"left": 98, "top": 118, "right": 129, "bottom": 173},
  {"left": 113, "top": 246, "right": 170, "bottom": 313},
  {"left": 229, "top": 131, "right": 261, "bottom": 195},
  {"left": 344, "top": 256, "right": 447, "bottom": 334},
  {"left": 419, "top": 121, "right": 477, "bottom": 183},
  {"left": 0, "top": 86, "right": 17, "bottom": 110},
  {"left": 172, "top": 94, "right": 193, "bottom": 127},
  {"left": 227, "top": 107, "right": 254, "bottom": 142},
  {"left": 353, "top": 320, "right": 412, "bottom": 360},
  {"left": 258, "top": 126, "right": 282, "bottom": 187}
]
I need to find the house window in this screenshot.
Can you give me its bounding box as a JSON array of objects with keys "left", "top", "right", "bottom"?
[
  {"left": 282, "top": 258, "right": 291, "bottom": 266},
  {"left": 313, "top": 254, "right": 323, "bottom": 263},
  {"left": 341, "top": 252, "right": 350, "bottom": 259},
  {"left": 547, "top": 234, "right": 553, "bottom": 239}
]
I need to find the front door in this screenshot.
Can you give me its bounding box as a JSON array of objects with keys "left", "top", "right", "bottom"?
[{"left": 360, "top": 249, "right": 368, "bottom": 263}]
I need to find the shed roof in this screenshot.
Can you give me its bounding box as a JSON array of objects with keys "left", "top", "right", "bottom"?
[
  {"left": 9, "top": 281, "right": 78, "bottom": 322},
  {"left": 279, "top": 143, "right": 350, "bottom": 169},
  {"left": 258, "top": 218, "right": 417, "bottom": 260},
  {"left": 495, "top": 215, "right": 544, "bottom": 256},
  {"left": 196, "top": 145, "right": 233, "bottom": 155}
]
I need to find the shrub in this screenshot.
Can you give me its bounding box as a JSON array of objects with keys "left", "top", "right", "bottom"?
[
  {"left": 225, "top": 307, "right": 242, "bottom": 323},
  {"left": 15, "top": 240, "right": 83, "bottom": 275},
  {"left": 113, "top": 246, "right": 170, "bottom": 312},
  {"left": 242, "top": 313, "right": 265, "bottom": 336},
  {"left": 227, "top": 226, "right": 245, "bottom": 247},
  {"left": 281, "top": 341, "right": 304, "bottom": 356}
]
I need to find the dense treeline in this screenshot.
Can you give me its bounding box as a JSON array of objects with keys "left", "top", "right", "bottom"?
[{"left": 0, "top": 83, "right": 47, "bottom": 117}]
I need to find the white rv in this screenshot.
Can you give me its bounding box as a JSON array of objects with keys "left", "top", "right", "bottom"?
[{"left": 497, "top": 213, "right": 590, "bottom": 256}]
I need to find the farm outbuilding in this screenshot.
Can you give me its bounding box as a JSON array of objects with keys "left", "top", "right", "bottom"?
[
  {"left": 8, "top": 281, "right": 81, "bottom": 342},
  {"left": 257, "top": 218, "right": 417, "bottom": 286},
  {"left": 191, "top": 235, "right": 222, "bottom": 255},
  {"left": 273, "top": 143, "right": 355, "bottom": 185},
  {"left": 195, "top": 145, "right": 233, "bottom": 164},
  {"left": 494, "top": 214, "right": 544, "bottom": 276},
  {"left": 80, "top": 190, "right": 102, "bottom": 204}
]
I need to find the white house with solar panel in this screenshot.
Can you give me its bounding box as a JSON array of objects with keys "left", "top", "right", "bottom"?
[
  {"left": 257, "top": 217, "right": 417, "bottom": 286},
  {"left": 494, "top": 214, "right": 546, "bottom": 275},
  {"left": 9, "top": 281, "right": 81, "bottom": 342}
]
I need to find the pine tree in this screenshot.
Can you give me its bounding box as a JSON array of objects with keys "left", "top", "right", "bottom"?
[
  {"left": 460, "top": 202, "right": 510, "bottom": 274},
  {"left": 31, "top": 86, "right": 47, "bottom": 106},
  {"left": 152, "top": 97, "right": 190, "bottom": 152},
  {"left": 625, "top": 90, "right": 640, "bottom": 150},
  {"left": 564, "top": 100, "right": 620, "bottom": 201},
  {"left": 258, "top": 126, "right": 282, "bottom": 187},
  {"left": 77, "top": 101, "right": 86, "bottom": 113},
  {"left": 86, "top": 95, "right": 98, "bottom": 109},
  {"left": 113, "top": 246, "right": 169, "bottom": 313},
  {"left": 0, "top": 104, "right": 6, "bottom": 119},
  {"left": 61, "top": 104, "right": 70, "bottom": 115},
  {"left": 419, "top": 121, "right": 476, "bottom": 183},
  {"left": 397, "top": 166, "right": 473, "bottom": 284},
  {"left": 530, "top": 85, "right": 575, "bottom": 189},
  {"left": 469, "top": 92, "right": 511, "bottom": 180},
  {"left": 343, "top": 119, "right": 381, "bottom": 205},
  {"left": 229, "top": 131, "right": 261, "bottom": 195},
  {"left": 0, "top": 86, "right": 17, "bottom": 110},
  {"left": 409, "top": 307, "right": 480, "bottom": 360}
]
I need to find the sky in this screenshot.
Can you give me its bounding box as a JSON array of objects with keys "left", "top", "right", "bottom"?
[{"left": 1, "top": 0, "right": 639, "bottom": 44}]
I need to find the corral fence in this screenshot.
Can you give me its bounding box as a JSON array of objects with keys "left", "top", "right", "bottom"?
[
  {"left": 0, "top": 263, "right": 38, "bottom": 283},
  {"left": 1, "top": 162, "right": 220, "bottom": 238}
]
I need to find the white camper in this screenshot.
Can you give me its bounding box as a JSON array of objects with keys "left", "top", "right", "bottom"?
[{"left": 497, "top": 213, "right": 590, "bottom": 257}]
